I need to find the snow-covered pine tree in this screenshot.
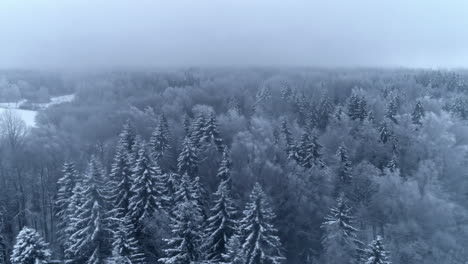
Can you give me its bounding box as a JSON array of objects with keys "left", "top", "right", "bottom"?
[
  {"left": 65, "top": 157, "right": 111, "bottom": 264},
  {"left": 158, "top": 172, "right": 181, "bottom": 211},
  {"left": 159, "top": 174, "right": 204, "bottom": 264},
  {"left": 316, "top": 92, "right": 334, "bottom": 129},
  {"left": 11, "top": 227, "right": 51, "bottom": 264},
  {"left": 297, "top": 132, "right": 325, "bottom": 168},
  {"left": 239, "top": 183, "right": 285, "bottom": 264},
  {"left": 222, "top": 234, "right": 243, "bottom": 264},
  {"left": 108, "top": 219, "right": 145, "bottom": 264},
  {"left": 109, "top": 141, "right": 134, "bottom": 222},
  {"left": 149, "top": 113, "right": 171, "bottom": 162},
  {"left": 358, "top": 97, "right": 368, "bottom": 121},
  {"left": 321, "top": 194, "right": 362, "bottom": 264},
  {"left": 379, "top": 122, "right": 390, "bottom": 144},
  {"left": 347, "top": 95, "right": 361, "bottom": 120},
  {"left": 336, "top": 144, "right": 352, "bottom": 185},
  {"left": 191, "top": 176, "right": 209, "bottom": 219},
  {"left": 202, "top": 168, "right": 238, "bottom": 261},
  {"left": 385, "top": 98, "right": 398, "bottom": 124},
  {"left": 200, "top": 113, "right": 225, "bottom": 153},
  {"left": 190, "top": 114, "right": 207, "bottom": 148},
  {"left": 119, "top": 122, "right": 137, "bottom": 154},
  {"left": 63, "top": 181, "right": 85, "bottom": 262},
  {"left": 128, "top": 147, "right": 162, "bottom": 229},
  {"left": 412, "top": 100, "right": 425, "bottom": 125},
  {"left": 217, "top": 150, "right": 233, "bottom": 188},
  {"left": 55, "top": 162, "right": 79, "bottom": 244},
  {"left": 177, "top": 136, "right": 199, "bottom": 177},
  {"left": 280, "top": 120, "right": 295, "bottom": 159},
  {"left": 362, "top": 236, "right": 391, "bottom": 264}
]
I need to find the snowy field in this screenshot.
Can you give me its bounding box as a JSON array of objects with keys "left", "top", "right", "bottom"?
[{"left": 0, "top": 94, "right": 75, "bottom": 126}]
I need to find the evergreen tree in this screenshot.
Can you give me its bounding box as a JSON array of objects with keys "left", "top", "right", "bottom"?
[
  {"left": 379, "top": 122, "right": 390, "bottom": 144},
  {"left": 216, "top": 150, "right": 232, "bottom": 188},
  {"left": 109, "top": 141, "right": 134, "bottom": 222},
  {"left": 177, "top": 137, "right": 199, "bottom": 177},
  {"left": 190, "top": 115, "right": 207, "bottom": 148},
  {"left": 321, "top": 194, "right": 362, "bottom": 264},
  {"left": 11, "top": 227, "right": 51, "bottom": 264},
  {"left": 297, "top": 132, "right": 325, "bottom": 168},
  {"left": 108, "top": 219, "right": 145, "bottom": 264},
  {"left": 347, "top": 95, "right": 361, "bottom": 120},
  {"left": 362, "top": 236, "right": 391, "bottom": 264},
  {"left": 119, "top": 122, "right": 137, "bottom": 154},
  {"left": 239, "top": 183, "right": 285, "bottom": 264},
  {"left": 192, "top": 176, "right": 210, "bottom": 219},
  {"left": 160, "top": 175, "right": 204, "bottom": 264},
  {"left": 65, "top": 157, "right": 111, "bottom": 264},
  {"left": 128, "top": 147, "right": 162, "bottom": 229},
  {"left": 316, "top": 92, "right": 334, "bottom": 129},
  {"left": 222, "top": 234, "right": 243, "bottom": 264},
  {"left": 63, "top": 181, "right": 85, "bottom": 262},
  {"left": 55, "top": 162, "right": 79, "bottom": 244},
  {"left": 149, "top": 114, "right": 171, "bottom": 162},
  {"left": 358, "top": 97, "right": 368, "bottom": 121},
  {"left": 412, "top": 101, "right": 425, "bottom": 125},
  {"left": 336, "top": 144, "right": 352, "bottom": 185},
  {"left": 385, "top": 98, "right": 398, "bottom": 124},
  {"left": 159, "top": 172, "right": 181, "bottom": 211},
  {"left": 202, "top": 165, "right": 238, "bottom": 261},
  {"left": 200, "top": 113, "right": 225, "bottom": 153},
  {"left": 280, "top": 120, "right": 295, "bottom": 158}
]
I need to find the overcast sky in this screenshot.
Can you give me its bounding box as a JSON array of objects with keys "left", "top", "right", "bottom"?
[{"left": 0, "top": 0, "right": 467, "bottom": 69}]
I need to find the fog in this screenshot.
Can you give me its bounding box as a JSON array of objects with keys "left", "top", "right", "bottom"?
[{"left": 1, "top": 0, "right": 467, "bottom": 69}]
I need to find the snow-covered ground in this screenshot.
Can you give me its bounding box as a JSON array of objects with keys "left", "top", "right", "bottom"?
[
  {"left": 0, "top": 108, "right": 37, "bottom": 126},
  {"left": 0, "top": 94, "right": 75, "bottom": 127}
]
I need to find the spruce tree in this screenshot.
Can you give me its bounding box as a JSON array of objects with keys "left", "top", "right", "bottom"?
[
  {"left": 200, "top": 113, "right": 225, "bottom": 153},
  {"left": 128, "top": 147, "right": 162, "bottom": 228},
  {"left": 297, "top": 132, "right": 325, "bottom": 168},
  {"left": 11, "top": 227, "right": 51, "bottom": 264},
  {"left": 280, "top": 120, "right": 295, "bottom": 158},
  {"left": 65, "top": 157, "right": 111, "bottom": 264},
  {"left": 63, "top": 181, "right": 85, "bottom": 262},
  {"left": 412, "top": 100, "right": 425, "bottom": 125},
  {"left": 108, "top": 219, "right": 145, "bottom": 264},
  {"left": 222, "top": 234, "right": 243, "bottom": 264},
  {"left": 239, "top": 183, "right": 285, "bottom": 264},
  {"left": 379, "top": 122, "right": 390, "bottom": 144},
  {"left": 149, "top": 114, "right": 171, "bottom": 162},
  {"left": 358, "top": 97, "right": 368, "bottom": 121},
  {"left": 217, "top": 150, "right": 232, "bottom": 189},
  {"left": 159, "top": 174, "right": 204, "bottom": 264},
  {"left": 55, "top": 162, "right": 79, "bottom": 244},
  {"left": 321, "top": 194, "right": 362, "bottom": 264},
  {"left": 177, "top": 137, "right": 199, "bottom": 177},
  {"left": 336, "top": 144, "right": 352, "bottom": 185},
  {"left": 317, "top": 92, "right": 334, "bottom": 129},
  {"left": 362, "top": 236, "right": 391, "bottom": 264},
  {"left": 202, "top": 165, "right": 238, "bottom": 261},
  {"left": 190, "top": 115, "right": 207, "bottom": 148},
  {"left": 109, "top": 142, "right": 134, "bottom": 221},
  {"left": 385, "top": 98, "right": 398, "bottom": 124},
  {"left": 347, "top": 95, "right": 361, "bottom": 120}
]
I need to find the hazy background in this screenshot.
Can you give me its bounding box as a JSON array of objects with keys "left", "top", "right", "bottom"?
[{"left": 0, "top": 0, "right": 467, "bottom": 69}]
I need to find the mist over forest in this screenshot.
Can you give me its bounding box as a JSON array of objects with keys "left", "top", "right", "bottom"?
[
  {"left": 0, "top": 68, "right": 465, "bottom": 264},
  {"left": 2, "top": 1, "right": 468, "bottom": 264}
]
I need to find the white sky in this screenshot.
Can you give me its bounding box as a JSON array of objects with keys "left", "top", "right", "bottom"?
[{"left": 1, "top": 0, "right": 468, "bottom": 69}]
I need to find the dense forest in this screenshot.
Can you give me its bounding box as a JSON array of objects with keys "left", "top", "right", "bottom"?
[{"left": 0, "top": 68, "right": 467, "bottom": 264}]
